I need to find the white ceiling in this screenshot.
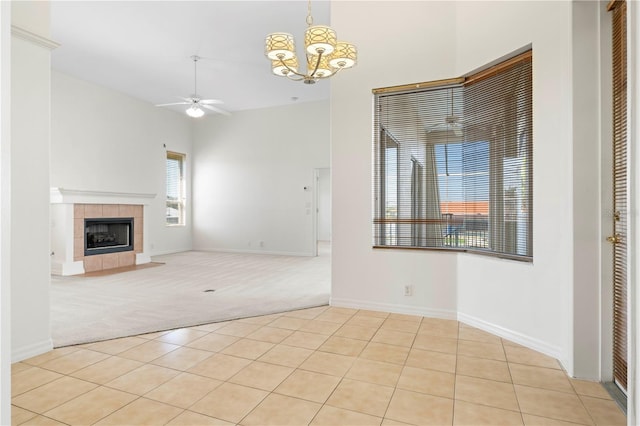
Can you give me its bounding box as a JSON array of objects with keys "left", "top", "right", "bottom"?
[{"left": 50, "top": 1, "right": 332, "bottom": 115}]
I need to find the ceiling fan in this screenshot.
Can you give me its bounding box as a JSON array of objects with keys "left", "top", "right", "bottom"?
[
  {"left": 426, "top": 88, "right": 463, "bottom": 137},
  {"left": 426, "top": 115, "right": 463, "bottom": 137},
  {"left": 155, "top": 55, "right": 230, "bottom": 118}
]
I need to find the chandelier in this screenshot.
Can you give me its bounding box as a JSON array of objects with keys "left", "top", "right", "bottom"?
[{"left": 264, "top": 0, "right": 357, "bottom": 84}]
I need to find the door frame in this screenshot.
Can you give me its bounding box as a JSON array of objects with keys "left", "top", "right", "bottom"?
[{"left": 312, "top": 168, "right": 331, "bottom": 257}]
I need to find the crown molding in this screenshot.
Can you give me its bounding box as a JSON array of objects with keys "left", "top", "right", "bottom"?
[{"left": 11, "top": 25, "right": 60, "bottom": 50}]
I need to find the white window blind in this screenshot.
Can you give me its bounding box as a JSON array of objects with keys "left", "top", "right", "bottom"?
[
  {"left": 166, "top": 151, "right": 186, "bottom": 226},
  {"left": 373, "top": 51, "right": 532, "bottom": 261}
]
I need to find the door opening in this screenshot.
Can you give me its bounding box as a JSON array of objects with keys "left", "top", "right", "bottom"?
[{"left": 314, "top": 168, "right": 331, "bottom": 257}]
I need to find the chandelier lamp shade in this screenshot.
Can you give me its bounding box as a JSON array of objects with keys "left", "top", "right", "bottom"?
[{"left": 264, "top": 1, "right": 357, "bottom": 84}]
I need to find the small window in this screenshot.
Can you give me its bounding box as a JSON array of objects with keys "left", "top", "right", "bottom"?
[{"left": 166, "top": 151, "right": 186, "bottom": 226}]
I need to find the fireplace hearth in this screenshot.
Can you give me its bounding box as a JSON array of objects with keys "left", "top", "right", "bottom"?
[{"left": 85, "top": 217, "right": 134, "bottom": 256}]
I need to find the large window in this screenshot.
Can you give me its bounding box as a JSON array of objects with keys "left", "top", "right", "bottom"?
[
  {"left": 373, "top": 51, "right": 532, "bottom": 261},
  {"left": 166, "top": 151, "right": 186, "bottom": 226}
]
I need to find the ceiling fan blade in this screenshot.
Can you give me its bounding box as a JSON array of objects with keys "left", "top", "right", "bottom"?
[
  {"left": 202, "top": 104, "right": 231, "bottom": 116},
  {"left": 199, "top": 99, "right": 224, "bottom": 105},
  {"left": 425, "top": 123, "right": 446, "bottom": 133},
  {"left": 155, "top": 102, "right": 190, "bottom": 107}
]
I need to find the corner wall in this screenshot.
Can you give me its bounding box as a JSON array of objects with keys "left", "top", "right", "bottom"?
[
  {"left": 11, "top": 2, "right": 55, "bottom": 361},
  {"left": 330, "top": 0, "right": 603, "bottom": 379},
  {"left": 330, "top": 1, "right": 459, "bottom": 318},
  {"left": 192, "top": 101, "right": 329, "bottom": 256},
  {"left": 454, "top": 1, "right": 574, "bottom": 369}
]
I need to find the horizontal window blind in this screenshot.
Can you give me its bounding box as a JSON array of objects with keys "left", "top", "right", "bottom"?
[
  {"left": 373, "top": 51, "right": 532, "bottom": 260},
  {"left": 609, "top": 0, "right": 627, "bottom": 392},
  {"left": 166, "top": 151, "right": 186, "bottom": 226}
]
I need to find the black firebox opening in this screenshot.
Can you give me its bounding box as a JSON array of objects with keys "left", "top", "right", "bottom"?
[{"left": 85, "top": 218, "right": 134, "bottom": 256}]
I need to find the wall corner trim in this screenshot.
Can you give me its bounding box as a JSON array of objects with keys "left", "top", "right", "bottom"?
[
  {"left": 457, "top": 312, "right": 564, "bottom": 366},
  {"left": 11, "top": 25, "right": 59, "bottom": 50}
]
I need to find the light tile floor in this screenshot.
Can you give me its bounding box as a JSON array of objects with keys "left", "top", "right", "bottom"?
[{"left": 12, "top": 306, "right": 626, "bottom": 425}]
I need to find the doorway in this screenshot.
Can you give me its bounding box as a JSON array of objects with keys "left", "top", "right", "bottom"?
[{"left": 315, "top": 168, "right": 331, "bottom": 257}]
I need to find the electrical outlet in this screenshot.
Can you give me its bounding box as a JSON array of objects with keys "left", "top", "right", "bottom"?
[{"left": 404, "top": 285, "right": 413, "bottom": 296}]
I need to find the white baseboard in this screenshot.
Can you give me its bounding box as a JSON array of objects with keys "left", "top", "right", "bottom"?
[
  {"left": 329, "top": 297, "right": 457, "bottom": 320},
  {"left": 12, "top": 338, "right": 53, "bottom": 363},
  {"left": 135, "top": 253, "right": 152, "bottom": 265},
  {"left": 457, "top": 312, "right": 563, "bottom": 362},
  {"left": 330, "top": 298, "right": 564, "bottom": 367},
  {"left": 195, "top": 247, "right": 314, "bottom": 257},
  {"left": 50, "top": 260, "right": 84, "bottom": 276},
  {"left": 149, "top": 248, "right": 193, "bottom": 257}
]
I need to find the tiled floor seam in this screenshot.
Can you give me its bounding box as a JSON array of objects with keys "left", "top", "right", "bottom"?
[
  {"left": 576, "top": 392, "right": 602, "bottom": 426},
  {"left": 451, "top": 329, "right": 460, "bottom": 426},
  {"left": 500, "top": 338, "right": 527, "bottom": 426},
  {"left": 305, "top": 375, "right": 346, "bottom": 426}
]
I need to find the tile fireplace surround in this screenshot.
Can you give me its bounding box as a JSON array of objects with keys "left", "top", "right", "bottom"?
[
  {"left": 74, "top": 204, "right": 142, "bottom": 272},
  {"left": 50, "top": 188, "right": 156, "bottom": 276}
]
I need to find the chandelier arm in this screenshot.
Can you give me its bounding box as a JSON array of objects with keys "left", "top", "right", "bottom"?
[
  {"left": 276, "top": 57, "right": 307, "bottom": 78},
  {"left": 286, "top": 74, "right": 306, "bottom": 82},
  {"left": 314, "top": 67, "right": 341, "bottom": 80},
  {"left": 307, "top": 50, "right": 324, "bottom": 78}
]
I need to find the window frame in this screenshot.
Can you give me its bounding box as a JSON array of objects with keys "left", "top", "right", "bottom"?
[
  {"left": 372, "top": 50, "right": 533, "bottom": 262},
  {"left": 166, "top": 150, "right": 186, "bottom": 227}
]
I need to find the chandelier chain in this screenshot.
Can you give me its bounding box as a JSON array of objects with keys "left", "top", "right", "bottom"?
[{"left": 306, "top": 0, "right": 313, "bottom": 26}]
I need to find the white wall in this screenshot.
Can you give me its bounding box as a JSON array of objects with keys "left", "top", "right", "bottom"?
[
  {"left": 571, "top": 0, "right": 603, "bottom": 381},
  {"left": 331, "top": 0, "right": 604, "bottom": 379},
  {"left": 317, "top": 168, "right": 331, "bottom": 242},
  {"left": 192, "top": 101, "right": 329, "bottom": 256},
  {"left": 51, "top": 71, "right": 193, "bottom": 256},
  {"left": 11, "top": 2, "right": 55, "bottom": 362},
  {"left": 330, "top": 1, "right": 459, "bottom": 317},
  {"left": 454, "top": 1, "right": 575, "bottom": 369},
  {"left": 0, "top": 2, "right": 10, "bottom": 422}
]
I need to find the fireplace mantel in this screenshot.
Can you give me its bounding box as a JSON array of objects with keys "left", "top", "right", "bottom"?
[
  {"left": 50, "top": 188, "right": 156, "bottom": 206},
  {"left": 50, "top": 188, "right": 156, "bottom": 275}
]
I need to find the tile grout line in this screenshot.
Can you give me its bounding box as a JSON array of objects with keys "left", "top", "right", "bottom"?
[
  {"left": 502, "top": 336, "right": 526, "bottom": 426},
  {"left": 450, "top": 320, "right": 461, "bottom": 426}
]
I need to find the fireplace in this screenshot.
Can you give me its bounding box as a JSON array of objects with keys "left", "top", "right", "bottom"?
[
  {"left": 85, "top": 217, "right": 134, "bottom": 256},
  {"left": 50, "top": 188, "right": 155, "bottom": 275}
]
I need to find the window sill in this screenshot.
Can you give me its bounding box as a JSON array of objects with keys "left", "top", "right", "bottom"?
[{"left": 372, "top": 245, "right": 533, "bottom": 263}]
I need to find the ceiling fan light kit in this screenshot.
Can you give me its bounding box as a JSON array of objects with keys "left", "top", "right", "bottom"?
[
  {"left": 155, "top": 55, "right": 230, "bottom": 118},
  {"left": 264, "top": 0, "right": 357, "bottom": 84},
  {"left": 186, "top": 105, "right": 205, "bottom": 118}
]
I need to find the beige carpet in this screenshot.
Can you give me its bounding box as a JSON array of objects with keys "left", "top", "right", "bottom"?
[{"left": 51, "top": 247, "right": 330, "bottom": 347}]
